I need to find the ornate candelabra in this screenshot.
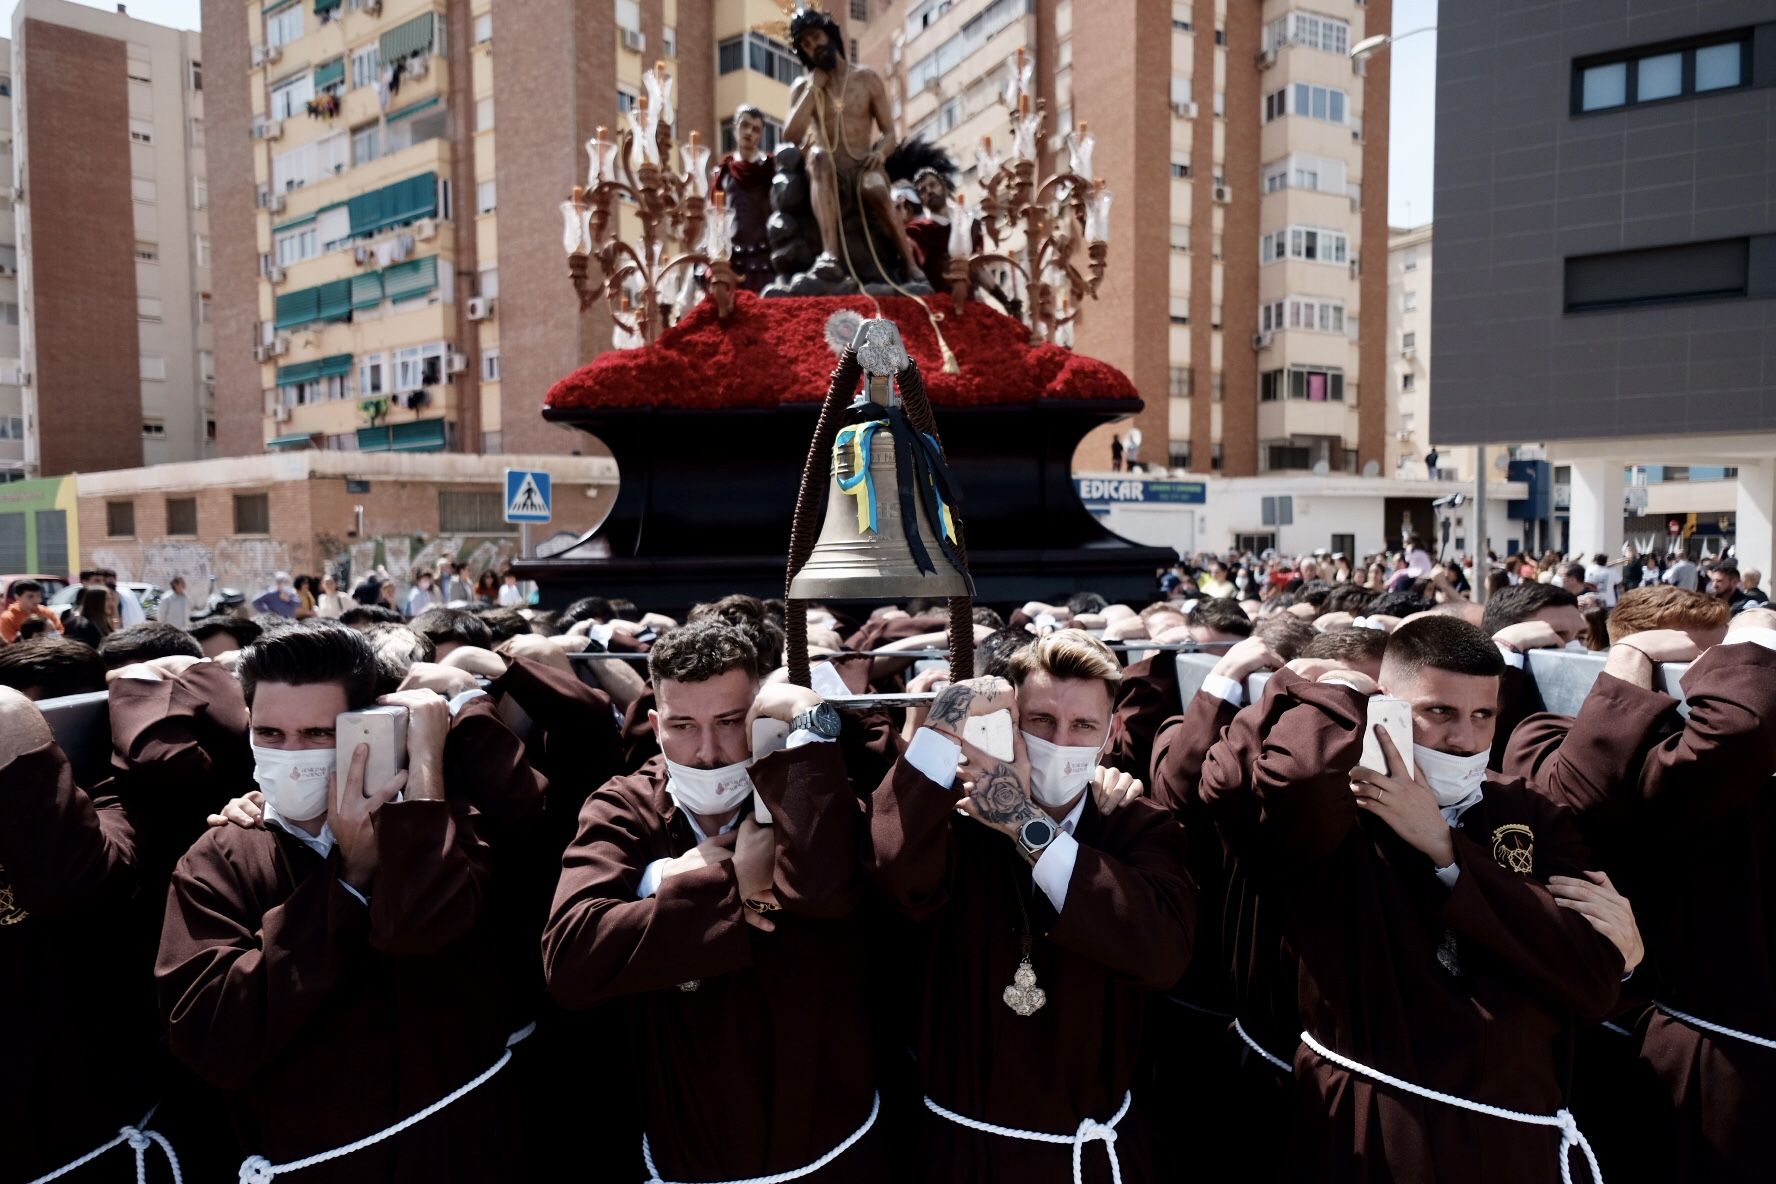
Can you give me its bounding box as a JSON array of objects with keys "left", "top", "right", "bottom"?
[
  {"left": 560, "top": 61, "right": 738, "bottom": 347},
  {"left": 946, "top": 48, "right": 1112, "bottom": 346}
]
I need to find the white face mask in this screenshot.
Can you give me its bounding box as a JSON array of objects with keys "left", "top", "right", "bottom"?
[
  {"left": 664, "top": 756, "right": 756, "bottom": 818},
  {"left": 1563, "top": 638, "right": 1589, "bottom": 652},
  {"left": 251, "top": 743, "right": 337, "bottom": 822},
  {"left": 1411, "top": 744, "right": 1488, "bottom": 812},
  {"left": 1022, "top": 731, "right": 1102, "bottom": 809}
]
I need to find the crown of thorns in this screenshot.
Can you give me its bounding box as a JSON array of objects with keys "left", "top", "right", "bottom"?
[{"left": 755, "top": 1, "right": 834, "bottom": 42}]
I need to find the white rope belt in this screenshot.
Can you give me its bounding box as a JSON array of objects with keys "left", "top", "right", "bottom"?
[
  {"left": 1299, "top": 1031, "right": 1602, "bottom": 1184},
  {"left": 28, "top": 1107, "right": 183, "bottom": 1184},
  {"left": 1655, "top": 1002, "right": 1776, "bottom": 1050},
  {"left": 1233, "top": 1019, "right": 1295, "bottom": 1076},
  {"left": 237, "top": 1021, "right": 535, "bottom": 1183},
  {"left": 923, "top": 1089, "right": 1132, "bottom": 1184},
  {"left": 642, "top": 1091, "right": 879, "bottom": 1184}
]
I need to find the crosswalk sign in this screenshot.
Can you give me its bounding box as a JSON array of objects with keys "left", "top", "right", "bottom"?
[{"left": 504, "top": 469, "right": 553, "bottom": 524}]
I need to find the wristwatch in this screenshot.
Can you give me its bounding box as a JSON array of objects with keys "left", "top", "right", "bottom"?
[
  {"left": 1018, "top": 816, "right": 1057, "bottom": 857},
  {"left": 791, "top": 702, "right": 842, "bottom": 740}
]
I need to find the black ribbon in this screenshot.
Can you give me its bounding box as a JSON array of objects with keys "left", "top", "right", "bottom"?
[{"left": 838, "top": 400, "right": 972, "bottom": 593}]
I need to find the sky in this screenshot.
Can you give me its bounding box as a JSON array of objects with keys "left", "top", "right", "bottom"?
[{"left": 0, "top": 0, "right": 1437, "bottom": 223}]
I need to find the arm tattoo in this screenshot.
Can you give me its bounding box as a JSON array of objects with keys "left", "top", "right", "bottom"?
[
  {"left": 930, "top": 684, "right": 973, "bottom": 730},
  {"left": 973, "top": 763, "right": 1034, "bottom": 825}
]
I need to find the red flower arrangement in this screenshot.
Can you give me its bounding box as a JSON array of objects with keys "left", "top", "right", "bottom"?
[{"left": 544, "top": 292, "right": 1137, "bottom": 412}]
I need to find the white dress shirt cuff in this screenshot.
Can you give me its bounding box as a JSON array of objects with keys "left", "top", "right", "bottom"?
[
  {"left": 1352, "top": 616, "right": 1388, "bottom": 632},
  {"left": 1432, "top": 862, "right": 1461, "bottom": 889},
  {"left": 1723, "top": 626, "right": 1776, "bottom": 654},
  {"left": 637, "top": 858, "right": 672, "bottom": 900},
  {"left": 905, "top": 727, "right": 962, "bottom": 791},
  {"left": 1200, "top": 673, "right": 1244, "bottom": 706},
  {"left": 1494, "top": 643, "right": 1526, "bottom": 669},
  {"left": 1032, "top": 830, "right": 1080, "bottom": 913},
  {"left": 784, "top": 728, "right": 835, "bottom": 749},
  {"left": 446, "top": 687, "right": 489, "bottom": 716},
  {"left": 587, "top": 621, "right": 617, "bottom": 647}
]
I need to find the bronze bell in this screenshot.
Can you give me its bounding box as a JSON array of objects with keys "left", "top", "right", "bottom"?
[{"left": 787, "top": 321, "right": 971, "bottom": 602}]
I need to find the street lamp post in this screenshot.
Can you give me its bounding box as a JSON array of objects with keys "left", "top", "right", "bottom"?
[{"left": 1349, "top": 26, "right": 1438, "bottom": 61}]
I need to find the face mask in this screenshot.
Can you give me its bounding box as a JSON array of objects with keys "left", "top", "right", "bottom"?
[
  {"left": 1411, "top": 744, "right": 1488, "bottom": 812},
  {"left": 1564, "top": 639, "right": 1589, "bottom": 652},
  {"left": 1235, "top": 576, "right": 1251, "bottom": 590},
  {"left": 251, "top": 743, "right": 337, "bottom": 822},
  {"left": 1022, "top": 731, "right": 1102, "bottom": 809},
  {"left": 664, "top": 756, "right": 756, "bottom": 817}
]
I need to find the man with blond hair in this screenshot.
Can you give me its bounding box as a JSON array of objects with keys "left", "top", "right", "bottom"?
[{"left": 870, "top": 630, "right": 1195, "bottom": 1183}]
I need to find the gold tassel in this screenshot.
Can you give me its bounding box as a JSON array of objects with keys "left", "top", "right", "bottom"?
[{"left": 934, "top": 321, "right": 960, "bottom": 375}]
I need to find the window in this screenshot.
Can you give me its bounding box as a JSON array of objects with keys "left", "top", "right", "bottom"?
[
  {"left": 474, "top": 12, "right": 493, "bottom": 44},
  {"left": 1565, "top": 237, "right": 1753, "bottom": 312},
  {"left": 1291, "top": 83, "right": 1347, "bottom": 124},
  {"left": 275, "top": 224, "right": 319, "bottom": 267},
  {"left": 138, "top": 296, "right": 163, "bottom": 322},
  {"left": 266, "top": 6, "right": 303, "bottom": 49},
  {"left": 663, "top": 24, "right": 677, "bottom": 58},
  {"left": 270, "top": 73, "right": 315, "bottom": 121},
  {"left": 359, "top": 353, "right": 387, "bottom": 398},
  {"left": 142, "top": 420, "right": 166, "bottom": 440},
  {"left": 1171, "top": 77, "right": 1192, "bottom": 107},
  {"left": 352, "top": 123, "right": 380, "bottom": 166},
  {"left": 1575, "top": 33, "right": 1751, "bottom": 113},
  {"left": 1269, "top": 12, "right": 1349, "bottom": 55},
  {"left": 438, "top": 491, "right": 511, "bottom": 533},
  {"left": 0, "top": 415, "right": 22, "bottom": 438},
  {"left": 234, "top": 493, "right": 271, "bottom": 535},
  {"left": 1401, "top": 372, "right": 1417, "bottom": 392},
  {"left": 476, "top": 180, "right": 497, "bottom": 214},
  {"left": 1403, "top": 247, "right": 1418, "bottom": 271},
  {"left": 1260, "top": 300, "right": 1283, "bottom": 333},
  {"left": 1261, "top": 495, "right": 1295, "bottom": 524},
  {"left": 482, "top": 348, "right": 501, "bottom": 382},
  {"left": 478, "top": 267, "right": 499, "bottom": 299},
  {"left": 1262, "top": 225, "right": 1350, "bottom": 265},
  {"left": 1211, "top": 304, "right": 1223, "bottom": 330},
  {"left": 1169, "top": 298, "right": 1189, "bottom": 325},
  {"left": 351, "top": 43, "right": 381, "bottom": 90},
  {"left": 1170, "top": 224, "right": 1189, "bottom": 252},
  {"left": 1213, "top": 92, "right": 1224, "bottom": 118},
  {"left": 617, "top": 87, "right": 638, "bottom": 114},
  {"left": 1214, "top": 27, "right": 1225, "bottom": 45},
  {"left": 851, "top": 0, "right": 869, "bottom": 18},
  {"left": 129, "top": 118, "right": 154, "bottom": 144},
  {"left": 140, "top": 356, "right": 166, "bottom": 381},
  {"left": 385, "top": 104, "right": 449, "bottom": 154},
  {"left": 192, "top": 178, "right": 208, "bottom": 209},
  {"left": 1264, "top": 89, "right": 1286, "bottom": 122},
  {"left": 106, "top": 501, "right": 135, "bottom": 538},
  {"left": 1174, "top": 18, "right": 1192, "bottom": 32},
  {"left": 132, "top": 177, "right": 157, "bottom": 204},
  {"left": 716, "top": 33, "right": 801, "bottom": 85},
  {"left": 476, "top": 97, "right": 494, "bottom": 131},
  {"left": 616, "top": 0, "right": 641, "bottom": 34},
  {"left": 1169, "top": 441, "right": 1190, "bottom": 469},
  {"left": 196, "top": 236, "right": 211, "bottom": 270},
  {"left": 1403, "top": 290, "right": 1418, "bottom": 312},
  {"left": 392, "top": 343, "right": 446, "bottom": 391},
  {"left": 1169, "top": 367, "right": 1191, "bottom": 397},
  {"left": 188, "top": 61, "right": 201, "bottom": 91},
  {"left": 1261, "top": 366, "right": 1346, "bottom": 402},
  {"left": 165, "top": 497, "right": 197, "bottom": 536},
  {"left": 136, "top": 244, "right": 159, "bottom": 262},
  {"left": 1402, "top": 330, "right": 1417, "bottom": 350},
  {"left": 0, "top": 302, "right": 17, "bottom": 327},
  {"left": 1171, "top": 160, "right": 1190, "bottom": 178}
]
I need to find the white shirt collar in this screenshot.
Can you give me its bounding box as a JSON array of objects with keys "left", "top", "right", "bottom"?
[
  {"left": 683, "top": 809, "right": 742, "bottom": 844},
  {"left": 1056, "top": 792, "right": 1089, "bottom": 836},
  {"left": 263, "top": 800, "right": 338, "bottom": 857}
]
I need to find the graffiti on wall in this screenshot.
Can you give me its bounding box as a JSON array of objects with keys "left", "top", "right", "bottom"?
[{"left": 91, "top": 535, "right": 522, "bottom": 597}]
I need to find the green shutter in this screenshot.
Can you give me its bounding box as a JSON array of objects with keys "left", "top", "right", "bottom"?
[
  {"left": 313, "top": 57, "right": 345, "bottom": 90},
  {"left": 381, "top": 255, "right": 438, "bottom": 303},
  {"left": 276, "top": 359, "right": 321, "bottom": 385},
  {"left": 316, "top": 278, "right": 353, "bottom": 323},
  {"left": 385, "top": 96, "right": 440, "bottom": 123},
  {"left": 271, "top": 212, "right": 317, "bottom": 234},
  {"left": 379, "top": 11, "right": 435, "bottom": 62},
  {"left": 317, "top": 354, "right": 354, "bottom": 378},
  {"left": 274, "top": 286, "right": 321, "bottom": 330},
  {"left": 357, "top": 426, "right": 393, "bottom": 453},
  {"left": 346, "top": 171, "right": 437, "bottom": 237},
  {"left": 350, "top": 271, "right": 384, "bottom": 310},
  {"left": 263, "top": 0, "right": 297, "bottom": 13},
  {"left": 391, "top": 418, "right": 447, "bottom": 452},
  {"left": 267, "top": 433, "right": 315, "bottom": 449},
  {"left": 314, "top": 0, "right": 342, "bottom": 14}
]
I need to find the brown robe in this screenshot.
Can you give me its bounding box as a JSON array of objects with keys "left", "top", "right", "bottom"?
[
  {"left": 543, "top": 743, "right": 884, "bottom": 1183},
  {"left": 1504, "top": 642, "right": 1776, "bottom": 1183},
  {"left": 1102, "top": 650, "right": 1182, "bottom": 785},
  {"left": 156, "top": 797, "right": 519, "bottom": 1182},
  {"left": 868, "top": 755, "right": 1196, "bottom": 1183},
  {"left": 0, "top": 740, "right": 156, "bottom": 1182},
  {"left": 1200, "top": 671, "right": 1624, "bottom": 1184}
]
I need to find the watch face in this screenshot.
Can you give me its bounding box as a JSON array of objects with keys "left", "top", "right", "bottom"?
[{"left": 1022, "top": 818, "right": 1055, "bottom": 848}]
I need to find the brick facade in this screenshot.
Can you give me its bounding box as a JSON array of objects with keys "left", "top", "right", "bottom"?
[
  {"left": 22, "top": 19, "right": 143, "bottom": 475},
  {"left": 200, "top": 0, "right": 260, "bottom": 459}
]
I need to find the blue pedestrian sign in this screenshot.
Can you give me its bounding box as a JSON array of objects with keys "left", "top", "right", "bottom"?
[{"left": 504, "top": 469, "right": 553, "bottom": 524}]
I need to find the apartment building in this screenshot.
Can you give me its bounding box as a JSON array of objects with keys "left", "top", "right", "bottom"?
[
  {"left": 1385, "top": 221, "right": 1473, "bottom": 482},
  {"left": 0, "top": 40, "right": 19, "bottom": 482},
  {"left": 206, "top": 0, "right": 816, "bottom": 461},
  {"left": 862, "top": 0, "right": 1392, "bottom": 480},
  {"left": 11, "top": 0, "right": 213, "bottom": 479}
]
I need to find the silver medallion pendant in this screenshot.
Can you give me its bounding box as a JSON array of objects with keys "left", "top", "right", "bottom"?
[
  {"left": 1002, "top": 957, "right": 1048, "bottom": 1016},
  {"left": 1435, "top": 929, "right": 1464, "bottom": 978}
]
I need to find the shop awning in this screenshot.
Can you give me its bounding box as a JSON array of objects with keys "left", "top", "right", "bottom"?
[
  {"left": 381, "top": 255, "right": 438, "bottom": 303},
  {"left": 380, "top": 11, "right": 435, "bottom": 62}
]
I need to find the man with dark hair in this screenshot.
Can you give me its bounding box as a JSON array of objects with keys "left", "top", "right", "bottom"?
[
  {"left": 336, "top": 603, "right": 404, "bottom": 627},
  {"left": 96, "top": 621, "right": 204, "bottom": 669},
  {"left": 360, "top": 621, "right": 437, "bottom": 695},
  {"left": 1188, "top": 595, "right": 1254, "bottom": 642},
  {"left": 474, "top": 607, "right": 534, "bottom": 645},
  {"left": 1254, "top": 612, "right": 1318, "bottom": 662},
  {"left": 871, "top": 632, "right": 1194, "bottom": 1181},
  {"left": 156, "top": 621, "right": 523, "bottom": 1180},
  {"left": 1559, "top": 563, "right": 1592, "bottom": 597},
  {"left": 1503, "top": 606, "right": 1776, "bottom": 1183},
  {"left": 1706, "top": 559, "right": 1754, "bottom": 611},
  {"left": 545, "top": 618, "right": 884, "bottom": 1183},
  {"left": 1200, "top": 616, "right": 1633, "bottom": 1184},
  {"left": 411, "top": 607, "right": 495, "bottom": 660},
  {"left": 1368, "top": 589, "right": 1434, "bottom": 620},
  {"left": 1067, "top": 591, "right": 1109, "bottom": 617},
  {"left": 904, "top": 162, "right": 960, "bottom": 289},
  {"left": 1, "top": 578, "right": 63, "bottom": 642},
  {"left": 0, "top": 636, "right": 107, "bottom": 699},
  {"left": 189, "top": 615, "right": 263, "bottom": 658},
  {"left": 1301, "top": 625, "right": 1390, "bottom": 677},
  {"left": 712, "top": 104, "right": 776, "bottom": 292},
  {"left": 559, "top": 596, "right": 614, "bottom": 630},
  {"left": 975, "top": 626, "right": 1035, "bottom": 680},
  {"left": 1475, "top": 580, "right": 1586, "bottom": 769},
  {"left": 1325, "top": 583, "right": 1377, "bottom": 618}
]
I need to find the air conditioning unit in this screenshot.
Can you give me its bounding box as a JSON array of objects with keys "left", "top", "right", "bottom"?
[
  {"left": 266, "top": 266, "right": 286, "bottom": 284},
  {"left": 272, "top": 406, "right": 292, "bottom": 423},
  {"left": 364, "top": 0, "right": 382, "bottom": 14},
  {"left": 1171, "top": 101, "right": 1197, "bottom": 119},
  {"left": 1257, "top": 48, "right": 1277, "bottom": 69},
  {"left": 1400, "top": 344, "right": 1416, "bottom": 358},
  {"left": 466, "top": 297, "right": 493, "bottom": 321},
  {"left": 414, "top": 218, "right": 438, "bottom": 241},
  {"left": 253, "top": 119, "right": 284, "bottom": 141},
  {"left": 621, "top": 28, "right": 646, "bottom": 53},
  {"left": 256, "top": 189, "right": 286, "bottom": 212},
  {"left": 1212, "top": 184, "right": 1231, "bottom": 204},
  {"left": 1349, "top": 195, "right": 1361, "bottom": 213},
  {"left": 250, "top": 44, "right": 268, "bottom": 67},
  {"left": 270, "top": 336, "right": 290, "bottom": 357},
  {"left": 447, "top": 351, "right": 470, "bottom": 374},
  {"left": 1252, "top": 332, "right": 1273, "bottom": 350},
  {"left": 1349, "top": 256, "right": 1361, "bottom": 278},
  {"left": 1396, "top": 429, "right": 1414, "bottom": 442},
  {"left": 254, "top": 344, "right": 273, "bottom": 362}
]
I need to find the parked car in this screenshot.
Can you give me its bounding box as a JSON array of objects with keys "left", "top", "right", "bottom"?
[
  {"left": 1, "top": 574, "right": 70, "bottom": 605},
  {"left": 49, "top": 581, "right": 165, "bottom": 615}
]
